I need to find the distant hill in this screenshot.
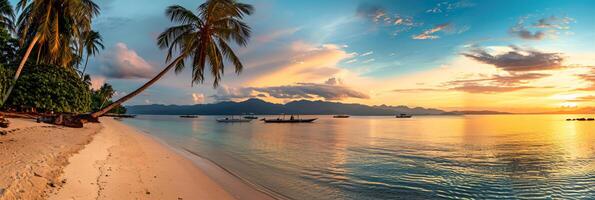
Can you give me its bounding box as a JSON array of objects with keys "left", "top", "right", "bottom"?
[
  {"left": 126, "top": 98, "right": 462, "bottom": 115},
  {"left": 450, "top": 110, "right": 512, "bottom": 115}
]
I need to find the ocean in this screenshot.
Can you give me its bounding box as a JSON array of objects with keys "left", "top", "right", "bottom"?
[{"left": 120, "top": 115, "right": 595, "bottom": 199}]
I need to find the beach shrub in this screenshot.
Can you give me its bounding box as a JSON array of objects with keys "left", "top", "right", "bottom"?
[{"left": 5, "top": 64, "right": 92, "bottom": 113}]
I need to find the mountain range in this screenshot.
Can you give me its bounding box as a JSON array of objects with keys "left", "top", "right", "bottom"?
[{"left": 126, "top": 98, "right": 464, "bottom": 115}]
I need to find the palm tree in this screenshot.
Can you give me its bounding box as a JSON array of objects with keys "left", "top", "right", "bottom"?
[
  {"left": 90, "top": 0, "right": 253, "bottom": 118},
  {"left": 79, "top": 30, "right": 104, "bottom": 78},
  {"left": 1, "top": 0, "right": 99, "bottom": 105},
  {"left": 0, "top": 0, "right": 14, "bottom": 32}
]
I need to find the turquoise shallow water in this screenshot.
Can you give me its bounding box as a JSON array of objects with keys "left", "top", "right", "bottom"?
[{"left": 121, "top": 115, "right": 595, "bottom": 200}]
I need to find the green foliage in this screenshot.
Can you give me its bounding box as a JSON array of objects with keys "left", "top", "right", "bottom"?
[
  {"left": 90, "top": 83, "right": 126, "bottom": 114},
  {"left": 5, "top": 64, "right": 91, "bottom": 113},
  {"left": 0, "top": 29, "right": 18, "bottom": 65},
  {"left": 0, "top": 64, "right": 12, "bottom": 105}
]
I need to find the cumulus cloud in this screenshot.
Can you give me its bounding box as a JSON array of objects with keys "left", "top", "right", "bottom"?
[
  {"left": 413, "top": 23, "right": 450, "bottom": 40},
  {"left": 510, "top": 15, "right": 574, "bottom": 40},
  {"left": 211, "top": 78, "right": 369, "bottom": 101},
  {"left": 462, "top": 45, "right": 564, "bottom": 72},
  {"left": 89, "top": 75, "right": 106, "bottom": 91},
  {"left": 99, "top": 43, "right": 155, "bottom": 79},
  {"left": 247, "top": 42, "right": 356, "bottom": 86},
  {"left": 192, "top": 93, "right": 205, "bottom": 104}
]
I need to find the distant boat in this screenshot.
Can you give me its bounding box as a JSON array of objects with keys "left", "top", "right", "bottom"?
[
  {"left": 333, "top": 115, "right": 350, "bottom": 118},
  {"left": 263, "top": 115, "right": 317, "bottom": 123},
  {"left": 216, "top": 116, "right": 252, "bottom": 123},
  {"left": 243, "top": 113, "right": 258, "bottom": 119},
  {"left": 180, "top": 115, "right": 199, "bottom": 118},
  {"left": 396, "top": 114, "right": 412, "bottom": 118}
]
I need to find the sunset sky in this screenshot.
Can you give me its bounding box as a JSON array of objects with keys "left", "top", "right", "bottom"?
[{"left": 21, "top": 0, "right": 594, "bottom": 112}]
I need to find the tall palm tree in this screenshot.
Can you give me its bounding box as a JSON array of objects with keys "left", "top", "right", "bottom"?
[
  {"left": 90, "top": 0, "right": 253, "bottom": 118},
  {"left": 0, "top": 0, "right": 14, "bottom": 32},
  {"left": 79, "top": 30, "right": 103, "bottom": 78},
  {"left": 1, "top": 0, "right": 99, "bottom": 105}
]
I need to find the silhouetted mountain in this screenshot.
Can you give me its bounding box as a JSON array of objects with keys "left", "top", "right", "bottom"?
[
  {"left": 450, "top": 110, "right": 512, "bottom": 115},
  {"left": 126, "top": 98, "right": 460, "bottom": 115}
]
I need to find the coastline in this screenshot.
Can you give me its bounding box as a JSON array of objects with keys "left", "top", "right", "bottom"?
[{"left": 49, "top": 117, "right": 274, "bottom": 200}]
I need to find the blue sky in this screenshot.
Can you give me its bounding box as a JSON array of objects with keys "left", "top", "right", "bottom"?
[{"left": 11, "top": 0, "right": 595, "bottom": 110}]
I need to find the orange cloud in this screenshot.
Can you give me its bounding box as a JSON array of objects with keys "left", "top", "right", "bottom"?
[{"left": 247, "top": 42, "right": 356, "bottom": 86}]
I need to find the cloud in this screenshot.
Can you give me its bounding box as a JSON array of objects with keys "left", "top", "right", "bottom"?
[
  {"left": 447, "top": 72, "right": 550, "bottom": 93},
  {"left": 192, "top": 93, "right": 205, "bottom": 104},
  {"left": 510, "top": 15, "right": 574, "bottom": 40},
  {"left": 533, "top": 16, "right": 574, "bottom": 30},
  {"left": 246, "top": 42, "right": 356, "bottom": 86},
  {"left": 567, "top": 95, "right": 595, "bottom": 102},
  {"left": 577, "top": 68, "right": 595, "bottom": 91},
  {"left": 462, "top": 45, "right": 564, "bottom": 72},
  {"left": 361, "top": 59, "right": 375, "bottom": 64},
  {"left": 211, "top": 78, "right": 369, "bottom": 101},
  {"left": 345, "top": 59, "right": 358, "bottom": 64},
  {"left": 99, "top": 43, "right": 155, "bottom": 79},
  {"left": 426, "top": 0, "right": 475, "bottom": 14},
  {"left": 356, "top": 3, "right": 420, "bottom": 36},
  {"left": 451, "top": 84, "right": 534, "bottom": 93},
  {"left": 255, "top": 27, "right": 301, "bottom": 43},
  {"left": 360, "top": 51, "right": 373, "bottom": 57},
  {"left": 413, "top": 23, "right": 450, "bottom": 40},
  {"left": 89, "top": 75, "right": 106, "bottom": 91}
]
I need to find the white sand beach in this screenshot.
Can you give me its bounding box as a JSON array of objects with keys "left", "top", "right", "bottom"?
[{"left": 0, "top": 117, "right": 274, "bottom": 200}]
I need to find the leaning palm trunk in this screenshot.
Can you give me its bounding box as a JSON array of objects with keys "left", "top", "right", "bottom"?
[
  {"left": 2, "top": 34, "right": 39, "bottom": 105},
  {"left": 80, "top": 54, "right": 89, "bottom": 78},
  {"left": 90, "top": 57, "right": 182, "bottom": 118}
]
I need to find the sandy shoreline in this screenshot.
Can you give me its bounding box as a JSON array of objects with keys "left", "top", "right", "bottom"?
[{"left": 0, "top": 117, "right": 275, "bottom": 200}]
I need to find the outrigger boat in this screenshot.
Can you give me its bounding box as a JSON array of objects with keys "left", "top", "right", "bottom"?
[
  {"left": 263, "top": 114, "right": 317, "bottom": 123},
  {"left": 395, "top": 114, "right": 413, "bottom": 118},
  {"left": 216, "top": 116, "right": 252, "bottom": 123}
]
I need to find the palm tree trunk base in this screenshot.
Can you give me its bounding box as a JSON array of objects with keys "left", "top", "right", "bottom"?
[{"left": 77, "top": 114, "right": 100, "bottom": 123}]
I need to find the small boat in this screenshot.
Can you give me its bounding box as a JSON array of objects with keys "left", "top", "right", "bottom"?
[
  {"left": 216, "top": 116, "right": 252, "bottom": 123},
  {"left": 587, "top": 118, "right": 595, "bottom": 121},
  {"left": 263, "top": 115, "right": 317, "bottom": 123},
  {"left": 396, "top": 114, "right": 412, "bottom": 118},
  {"left": 333, "top": 115, "right": 350, "bottom": 118},
  {"left": 180, "top": 115, "right": 199, "bottom": 118}
]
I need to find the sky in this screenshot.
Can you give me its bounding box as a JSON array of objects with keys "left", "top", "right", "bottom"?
[{"left": 14, "top": 0, "right": 595, "bottom": 112}]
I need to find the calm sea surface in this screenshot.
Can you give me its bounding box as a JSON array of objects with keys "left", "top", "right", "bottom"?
[{"left": 121, "top": 115, "right": 595, "bottom": 199}]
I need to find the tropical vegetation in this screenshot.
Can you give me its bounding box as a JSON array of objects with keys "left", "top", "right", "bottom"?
[
  {"left": 2, "top": 0, "right": 100, "bottom": 104},
  {"left": 4, "top": 64, "right": 91, "bottom": 113},
  {"left": 91, "top": 83, "right": 126, "bottom": 114},
  {"left": 91, "top": 0, "right": 253, "bottom": 118},
  {"left": 0, "top": 0, "right": 252, "bottom": 121}
]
